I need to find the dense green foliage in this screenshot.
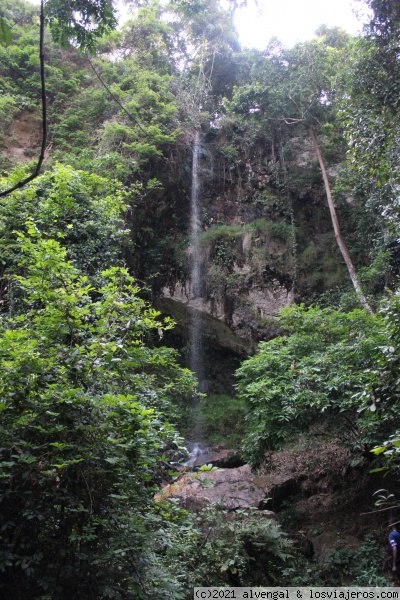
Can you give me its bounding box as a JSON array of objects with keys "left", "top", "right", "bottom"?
[
  {"left": 282, "top": 532, "right": 390, "bottom": 587},
  {"left": 44, "top": 0, "right": 117, "bottom": 50},
  {"left": 0, "top": 164, "right": 127, "bottom": 281},
  {"left": 159, "top": 505, "right": 292, "bottom": 591},
  {"left": 236, "top": 305, "right": 384, "bottom": 466},
  {"left": 189, "top": 393, "right": 248, "bottom": 446},
  {"left": 1, "top": 0, "right": 400, "bottom": 593},
  {"left": 236, "top": 295, "right": 400, "bottom": 476},
  {"left": 0, "top": 230, "right": 195, "bottom": 597},
  {"left": 1, "top": 0, "right": 393, "bottom": 300}
]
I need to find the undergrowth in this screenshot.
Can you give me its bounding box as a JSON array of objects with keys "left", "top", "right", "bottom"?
[{"left": 188, "top": 394, "right": 248, "bottom": 447}]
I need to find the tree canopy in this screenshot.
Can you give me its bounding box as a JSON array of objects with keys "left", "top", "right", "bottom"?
[{"left": 2, "top": 0, "right": 400, "bottom": 592}]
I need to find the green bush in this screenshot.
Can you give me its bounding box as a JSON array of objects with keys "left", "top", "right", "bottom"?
[
  {"left": 281, "top": 534, "right": 390, "bottom": 587},
  {"left": 199, "top": 224, "right": 243, "bottom": 246},
  {"left": 0, "top": 232, "right": 195, "bottom": 598},
  {"left": 236, "top": 304, "right": 387, "bottom": 467},
  {"left": 158, "top": 505, "right": 293, "bottom": 594},
  {"left": 0, "top": 164, "right": 129, "bottom": 285},
  {"left": 0, "top": 94, "right": 17, "bottom": 142},
  {"left": 190, "top": 394, "right": 248, "bottom": 446}
]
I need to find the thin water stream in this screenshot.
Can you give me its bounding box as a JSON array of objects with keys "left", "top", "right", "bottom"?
[
  {"left": 185, "top": 133, "right": 242, "bottom": 467},
  {"left": 187, "top": 131, "right": 205, "bottom": 449},
  {"left": 189, "top": 131, "right": 203, "bottom": 388}
]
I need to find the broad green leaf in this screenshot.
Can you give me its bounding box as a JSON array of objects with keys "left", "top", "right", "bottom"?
[{"left": 370, "top": 446, "right": 386, "bottom": 455}]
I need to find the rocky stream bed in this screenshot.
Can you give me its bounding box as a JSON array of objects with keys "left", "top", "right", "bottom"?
[{"left": 157, "top": 440, "right": 394, "bottom": 564}]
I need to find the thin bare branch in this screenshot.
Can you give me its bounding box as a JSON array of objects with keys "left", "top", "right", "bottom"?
[
  {"left": 361, "top": 505, "right": 400, "bottom": 516},
  {"left": 0, "top": 0, "right": 47, "bottom": 198}
]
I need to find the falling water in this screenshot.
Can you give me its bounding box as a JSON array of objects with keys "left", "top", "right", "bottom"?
[{"left": 189, "top": 131, "right": 203, "bottom": 391}]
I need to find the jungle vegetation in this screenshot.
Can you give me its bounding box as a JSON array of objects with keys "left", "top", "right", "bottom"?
[{"left": 1, "top": 0, "right": 400, "bottom": 596}]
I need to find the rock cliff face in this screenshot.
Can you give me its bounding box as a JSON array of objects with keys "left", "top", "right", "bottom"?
[
  {"left": 2, "top": 113, "right": 359, "bottom": 366},
  {"left": 156, "top": 131, "right": 352, "bottom": 362},
  {"left": 157, "top": 296, "right": 258, "bottom": 356},
  {"left": 159, "top": 273, "right": 292, "bottom": 357}
]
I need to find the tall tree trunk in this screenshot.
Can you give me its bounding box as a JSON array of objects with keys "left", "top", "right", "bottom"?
[{"left": 308, "top": 127, "right": 373, "bottom": 314}]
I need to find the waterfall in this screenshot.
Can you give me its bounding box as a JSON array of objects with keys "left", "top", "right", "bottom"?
[{"left": 189, "top": 131, "right": 203, "bottom": 390}]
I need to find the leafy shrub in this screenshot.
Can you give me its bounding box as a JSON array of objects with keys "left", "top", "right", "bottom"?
[
  {"left": 0, "top": 232, "right": 195, "bottom": 598},
  {"left": 0, "top": 94, "right": 17, "bottom": 142},
  {"left": 0, "top": 164, "right": 128, "bottom": 285},
  {"left": 266, "top": 221, "right": 293, "bottom": 241},
  {"left": 190, "top": 394, "right": 248, "bottom": 446},
  {"left": 301, "top": 245, "right": 321, "bottom": 266},
  {"left": 318, "top": 535, "right": 389, "bottom": 586},
  {"left": 359, "top": 290, "right": 400, "bottom": 476},
  {"left": 157, "top": 505, "right": 293, "bottom": 595},
  {"left": 199, "top": 224, "right": 243, "bottom": 246},
  {"left": 281, "top": 534, "right": 390, "bottom": 587},
  {"left": 236, "top": 304, "right": 386, "bottom": 467}
]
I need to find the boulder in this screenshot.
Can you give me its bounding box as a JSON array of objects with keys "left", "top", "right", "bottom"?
[{"left": 156, "top": 464, "right": 267, "bottom": 510}]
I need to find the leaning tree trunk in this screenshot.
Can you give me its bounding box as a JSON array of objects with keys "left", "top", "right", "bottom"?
[{"left": 308, "top": 127, "right": 373, "bottom": 314}]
